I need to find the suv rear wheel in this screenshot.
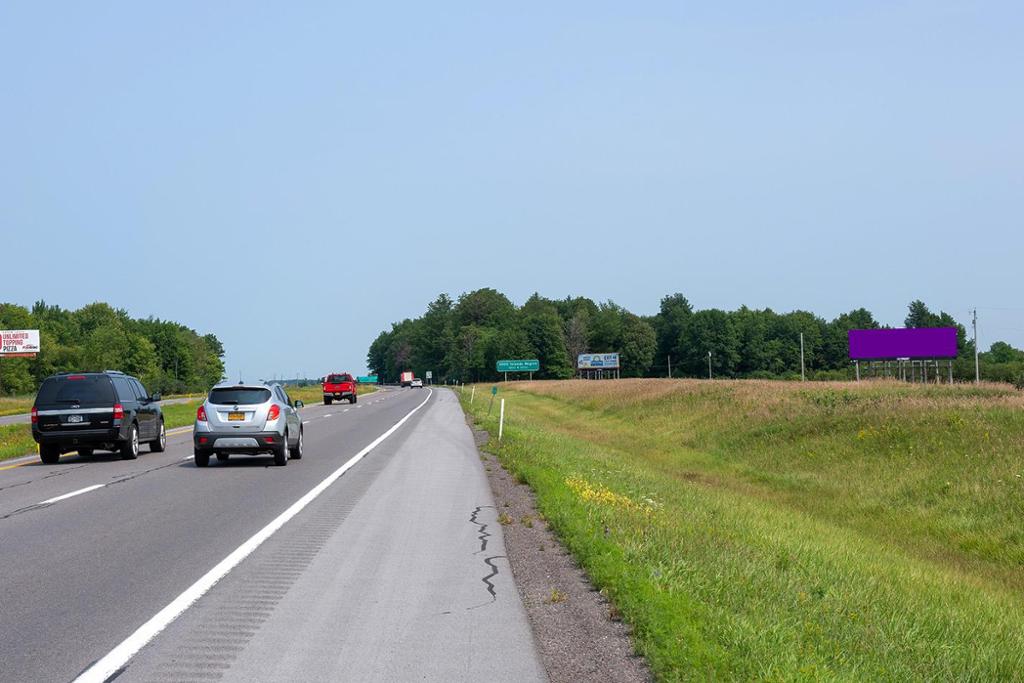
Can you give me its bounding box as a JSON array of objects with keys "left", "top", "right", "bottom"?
[
  {"left": 120, "top": 423, "right": 140, "bottom": 460},
  {"left": 40, "top": 445, "right": 61, "bottom": 465},
  {"left": 289, "top": 428, "right": 303, "bottom": 460},
  {"left": 195, "top": 452, "right": 210, "bottom": 467},
  {"left": 150, "top": 420, "right": 166, "bottom": 452}
]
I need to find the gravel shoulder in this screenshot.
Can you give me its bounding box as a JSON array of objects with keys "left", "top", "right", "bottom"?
[{"left": 470, "top": 425, "right": 652, "bottom": 683}]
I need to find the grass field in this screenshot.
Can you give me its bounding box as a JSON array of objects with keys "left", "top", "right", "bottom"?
[{"left": 461, "top": 379, "right": 1024, "bottom": 681}]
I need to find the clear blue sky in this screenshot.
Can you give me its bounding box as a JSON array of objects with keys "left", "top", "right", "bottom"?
[{"left": 2, "top": 2, "right": 1021, "bottom": 379}]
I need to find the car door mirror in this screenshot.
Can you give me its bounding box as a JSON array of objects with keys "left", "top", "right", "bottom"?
[
  {"left": 150, "top": 393, "right": 162, "bottom": 402},
  {"left": 294, "top": 400, "right": 304, "bottom": 409}
]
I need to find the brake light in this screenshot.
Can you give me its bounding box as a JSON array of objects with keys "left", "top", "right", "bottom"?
[
  {"left": 31, "top": 407, "right": 38, "bottom": 424},
  {"left": 264, "top": 436, "right": 276, "bottom": 444},
  {"left": 197, "top": 405, "right": 207, "bottom": 422},
  {"left": 68, "top": 375, "right": 86, "bottom": 380},
  {"left": 267, "top": 404, "right": 281, "bottom": 421}
]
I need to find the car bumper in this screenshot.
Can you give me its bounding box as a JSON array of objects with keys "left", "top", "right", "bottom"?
[
  {"left": 32, "top": 426, "right": 124, "bottom": 446},
  {"left": 194, "top": 430, "right": 285, "bottom": 454},
  {"left": 324, "top": 391, "right": 354, "bottom": 398}
]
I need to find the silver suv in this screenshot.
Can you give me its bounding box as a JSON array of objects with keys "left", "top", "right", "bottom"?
[{"left": 193, "top": 383, "right": 304, "bottom": 467}]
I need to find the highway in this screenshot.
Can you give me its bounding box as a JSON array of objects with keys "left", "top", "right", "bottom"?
[{"left": 0, "top": 387, "right": 545, "bottom": 682}]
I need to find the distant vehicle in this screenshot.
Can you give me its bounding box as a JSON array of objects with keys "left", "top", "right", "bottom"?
[
  {"left": 410, "top": 378, "right": 424, "bottom": 388},
  {"left": 400, "top": 371, "right": 414, "bottom": 387},
  {"left": 322, "top": 373, "right": 357, "bottom": 405},
  {"left": 31, "top": 371, "right": 165, "bottom": 464},
  {"left": 193, "top": 382, "right": 303, "bottom": 467}
]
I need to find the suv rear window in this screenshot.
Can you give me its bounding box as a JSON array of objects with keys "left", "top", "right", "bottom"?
[
  {"left": 208, "top": 388, "right": 272, "bottom": 405},
  {"left": 36, "top": 375, "right": 116, "bottom": 408},
  {"left": 327, "top": 374, "right": 352, "bottom": 383}
]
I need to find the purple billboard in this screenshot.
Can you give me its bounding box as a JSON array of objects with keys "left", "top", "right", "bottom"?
[{"left": 848, "top": 328, "right": 958, "bottom": 359}]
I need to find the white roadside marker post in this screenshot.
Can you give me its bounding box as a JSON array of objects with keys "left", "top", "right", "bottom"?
[
  {"left": 499, "top": 398, "right": 505, "bottom": 442},
  {"left": 471, "top": 386, "right": 476, "bottom": 404}
]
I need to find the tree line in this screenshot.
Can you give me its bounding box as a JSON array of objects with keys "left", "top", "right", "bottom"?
[
  {"left": 0, "top": 301, "right": 225, "bottom": 395},
  {"left": 367, "top": 289, "right": 1024, "bottom": 385}
]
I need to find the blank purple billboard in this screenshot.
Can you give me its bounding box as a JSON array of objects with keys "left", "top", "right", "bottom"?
[{"left": 848, "top": 328, "right": 958, "bottom": 359}]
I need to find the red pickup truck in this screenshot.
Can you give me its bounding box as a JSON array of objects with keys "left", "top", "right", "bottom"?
[{"left": 322, "top": 373, "right": 357, "bottom": 405}]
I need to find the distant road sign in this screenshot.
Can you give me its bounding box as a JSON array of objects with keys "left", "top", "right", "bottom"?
[
  {"left": 496, "top": 359, "right": 540, "bottom": 372},
  {"left": 1, "top": 329, "right": 40, "bottom": 356},
  {"left": 356, "top": 375, "right": 378, "bottom": 383},
  {"left": 577, "top": 353, "right": 619, "bottom": 369},
  {"left": 426, "top": 371, "right": 433, "bottom": 379}
]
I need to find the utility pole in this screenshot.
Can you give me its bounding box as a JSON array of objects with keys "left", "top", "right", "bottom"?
[
  {"left": 800, "top": 333, "right": 806, "bottom": 381},
  {"left": 973, "top": 308, "right": 980, "bottom": 384},
  {"left": 707, "top": 351, "right": 712, "bottom": 380},
  {"left": 667, "top": 355, "right": 672, "bottom": 379}
]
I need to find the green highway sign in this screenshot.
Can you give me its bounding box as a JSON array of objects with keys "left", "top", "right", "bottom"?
[
  {"left": 356, "top": 375, "right": 378, "bottom": 383},
  {"left": 496, "top": 359, "right": 540, "bottom": 373}
]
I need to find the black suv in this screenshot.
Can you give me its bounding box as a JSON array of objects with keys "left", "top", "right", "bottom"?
[{"left": 31, "top": 371, "right": 166, "bottom": 464}]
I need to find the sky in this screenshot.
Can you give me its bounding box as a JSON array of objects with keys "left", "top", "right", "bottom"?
[{"left": 2, "top": 1, "right": 1022, "bottom": 379}]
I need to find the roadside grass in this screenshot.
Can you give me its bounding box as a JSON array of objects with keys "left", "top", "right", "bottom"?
[
  {"left": 461, "top": 379, "right": 1024, "bottom": 681},
  {"left": 160, "top": 400, "right": 203, "bottom": 430},
  {"left": 0, "top": 424, "right": 38, "bottom": 462},
  {"left": 0, "top": 395, "right": 35, "bottom": 417}
]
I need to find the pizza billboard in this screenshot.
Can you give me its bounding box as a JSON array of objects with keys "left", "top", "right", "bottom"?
[{"left": 1, "top": 329, "right": 41, "bottom": 357}]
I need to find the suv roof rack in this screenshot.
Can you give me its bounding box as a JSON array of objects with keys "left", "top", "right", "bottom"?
[{"left": 104, "top": 370, "right": 126, "bottom": 375}]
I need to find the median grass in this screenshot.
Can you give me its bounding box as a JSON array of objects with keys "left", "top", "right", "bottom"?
[
  {"left": 0, "top": 395, "right": 35, "bottom": 417},
  {"left": 461, "top": 379, "right": 1024, "bottom": 681}
]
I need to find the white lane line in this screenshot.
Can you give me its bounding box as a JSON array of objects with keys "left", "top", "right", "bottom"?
[
  {"left": 323, "top": 413, "right": 333, "bottom": 418},
  {"left": 39, "top": 484, "right": 106, "bottom": 506},
  {"left": 182, "top": 456, "right": 194, "bottom": 461},
  {"left": 74, "top": 388, "right": 434, "bottom": 683},
  {"left": 342, "top": 408, "right": 350, "bottom": 413},
  {"left": 302, "top": 420, "right": 309, "bottom": 425}
]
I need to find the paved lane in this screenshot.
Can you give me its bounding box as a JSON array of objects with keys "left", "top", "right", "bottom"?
[{"left": 0, "top": 388, "right": 543, "bottom": 682}]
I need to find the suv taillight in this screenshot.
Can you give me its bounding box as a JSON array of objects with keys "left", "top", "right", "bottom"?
[
  {"left": 31, "top": 407, "right": 38, "bottom": 424},
  {"left": 197, "top": 405, "right": 207, "bottom": 422},
  {"left": 267, "top": 404, "right": 281, "bottom": 421},
  {"left": 113, "top": 404, "right": 124, "bottom": 420}
]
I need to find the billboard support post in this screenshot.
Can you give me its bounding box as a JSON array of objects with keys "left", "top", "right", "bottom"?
[
  {"left": 973, "top": 309, "right": 980, "bottom": 384},
  {"left": 855, "top": 360, "right": 860, "bottom": 382},
  {"left": 800, "top": 333, "right": 806, "bottom": 381}
]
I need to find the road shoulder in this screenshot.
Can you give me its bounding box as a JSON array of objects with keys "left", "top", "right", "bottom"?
[{"left": 469, "top": 423, "right": 652, "bottom": 683}]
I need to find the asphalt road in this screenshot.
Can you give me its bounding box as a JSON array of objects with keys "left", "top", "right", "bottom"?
[
  {"left": 0, "top": 387, "right": 544, "bottom": 682},
  {"left": 0, "top": 396, "right": 196, "bottom": 427}
]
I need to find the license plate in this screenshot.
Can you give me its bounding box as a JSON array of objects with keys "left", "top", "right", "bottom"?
[
  {"left": 228, "top": 412, "right": 245, "bottom": 421},
  {"left": 67, "top": 415, "right": 84, "bottom": 423}
]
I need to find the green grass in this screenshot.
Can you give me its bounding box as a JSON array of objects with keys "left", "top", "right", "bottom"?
[
  {"left": 0, "top": 424, "right": 38, "bottom": 461},
  {"left": 0, "top": 395, "right": 35, "bottom": 417},
  {"left": 461, "top": 379, "right": 1024, "bottom": 681}
]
